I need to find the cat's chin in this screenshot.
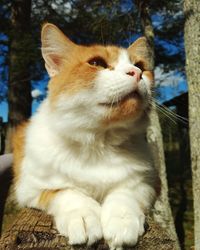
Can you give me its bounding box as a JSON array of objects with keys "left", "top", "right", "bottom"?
[{"left": 99, "top": 90, "right": 141, "bottom": 108}]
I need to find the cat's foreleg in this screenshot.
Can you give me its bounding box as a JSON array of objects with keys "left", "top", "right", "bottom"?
[
  {"left": 41, "top": 189, "right": 103, "bottom": 245},
  {"left": 101, "top": 184, "right": 156, "bottom": 249}
]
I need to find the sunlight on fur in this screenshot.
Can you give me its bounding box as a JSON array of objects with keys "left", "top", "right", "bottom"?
[{"left": 13, "top": 23, "right": 159, "bottom": 250}]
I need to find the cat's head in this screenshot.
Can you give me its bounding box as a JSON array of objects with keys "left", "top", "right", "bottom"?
[{"left": 41, "top": 23, "right": 154, "bottom": 132}]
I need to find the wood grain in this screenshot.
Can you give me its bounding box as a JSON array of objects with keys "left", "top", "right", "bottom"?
[{"left": 0, "top": 208, "right": 177, "bottom": 250}]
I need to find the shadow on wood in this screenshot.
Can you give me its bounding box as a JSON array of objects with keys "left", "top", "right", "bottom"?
[
  {"left": 0, "top": 208, "right": 177, "bottom": 250},
  {"left": 0, "top": 166, "right": 12, "bottom": 236}
]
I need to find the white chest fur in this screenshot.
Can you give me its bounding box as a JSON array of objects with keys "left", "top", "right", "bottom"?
[{"left": 20, "top": 101, "right": 152, "bottom": 203}]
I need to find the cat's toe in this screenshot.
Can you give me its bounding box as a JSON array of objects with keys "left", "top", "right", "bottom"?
[
  {"left": 102, "top": 213, "right": 145, "bottom": 249},
  {"left": 84, "top": 213, "right": 103, "bottom": 245},
  {"left": 55, "top": 209, "right": 102, "bottom": 245},
  {"left": 67, "top": 215, "right": 88, "bottom": 244}
]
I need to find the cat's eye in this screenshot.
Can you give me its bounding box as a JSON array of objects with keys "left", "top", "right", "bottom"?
[
  {"left": 134, "top": 61, "right": 145, "bottom": 71},
  {"left": 88, "top": 57, "right": 108, "bottom": 69}
]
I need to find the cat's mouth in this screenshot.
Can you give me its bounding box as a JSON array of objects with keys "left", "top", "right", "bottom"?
[{"left": 99, "top": 90, "right": 140, "bottom": 107}]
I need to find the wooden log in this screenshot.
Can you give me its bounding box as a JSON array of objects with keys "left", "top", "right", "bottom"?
[{"left": 0, "top": 208, "right": 177, "bottom": 250}]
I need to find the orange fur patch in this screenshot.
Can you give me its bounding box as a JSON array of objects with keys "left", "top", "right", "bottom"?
[
  {"left": 48, "top": 45, "right": 121, "bottom": 105},
  {"left": 12, "top": 122, "right": 28, "bottom": 185},
  {"left": 103, "top": 95, "right": 143, "bottom": 125},
  {"left": 143, "top": 71, "right": 154, "bottom": 85},
  {"left": 38, "top": 189, "right": 62, "bottom": 209}
]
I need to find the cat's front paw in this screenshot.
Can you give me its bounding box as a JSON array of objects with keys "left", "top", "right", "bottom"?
[
  {"left": 102, "top": 212, "right": 145, "bottom": 250},
  {"left": 55, "top": 208, "right": 102, "bottom": 245}
]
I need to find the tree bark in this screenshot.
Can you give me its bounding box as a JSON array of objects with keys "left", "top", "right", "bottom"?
[
  {"left": 135, "top": 1, "right": 180, "bottom": 248},
  {"left": 5, "top": 0, "right": 32, "bottom": 153},
  {"left": 184, "top": 1, "right": 200, "bottom": 249},
  {"left": 147, "top": 108, "right": 180, "bottom": 248},
  {"left": 0, "top": 208, "right": 177, "bottom": 250}
]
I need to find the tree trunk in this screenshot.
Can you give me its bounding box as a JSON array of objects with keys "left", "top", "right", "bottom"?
[
  {"left": 135, "top": 1, "right": 180, "bottom": 248},
  {"left": 5, "top": 0, "right": 32, "bottom": 153},
  {"left": 147, "top": 108, "right": 180, "bottom": 248},
  {"left": 184, "top": 1, "right": 200, "bottom": 249}
]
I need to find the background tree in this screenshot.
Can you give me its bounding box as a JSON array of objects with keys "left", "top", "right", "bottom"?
[
  {"left": 184, "top": 0, "right": 200, "bottom": 249},
  {"left": 135, "top": 1, "right": 180, "bottom": 248},
  {"left": 5, "top": 0, "right": 32, "bottom": 153}
]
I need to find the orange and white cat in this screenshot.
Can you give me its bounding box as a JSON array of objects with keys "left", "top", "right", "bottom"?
[{"left": 13, "top": 23, "right": 158, "bottom": 249}]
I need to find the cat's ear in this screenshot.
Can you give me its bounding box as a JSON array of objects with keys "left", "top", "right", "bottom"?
[
  {"left": 41, "top": 23, "right": 75, "bottom": 77},
  {"left": 128, "top": 37, "right": 154, "bottom": 71}
]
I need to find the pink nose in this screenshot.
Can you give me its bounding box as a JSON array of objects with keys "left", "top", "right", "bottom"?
[{"left": 126, "top": 68, "right": 141, "bottom": 81}]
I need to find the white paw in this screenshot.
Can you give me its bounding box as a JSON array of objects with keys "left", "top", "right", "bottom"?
[
  {"left": 102, "top": 213, "right": 145, "bottom": 249},
  {"left": 55, "top": 208, "right": 102, "bottom": 245}
]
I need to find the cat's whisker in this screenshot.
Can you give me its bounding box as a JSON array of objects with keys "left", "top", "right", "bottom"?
[
  {"left": 153, "top": 103, "right": 178, "bottom": 123},
  {"left": 159, "top": 103, "right": 188, "bottom": 122},
  {"left": 154, "top": 101, "right": 188, "bottom": 123},
  {"left": 154, "top": 104, "right": 177, "bottom": 125},
  {"left": 149, "top": 98, "right": 188, "bottom": 125},
  {"left": 106, "top": 94, "right": 122, "bottom": 119},
  {"left": 111, "top": 94, "right": 118, "bottom": 106},
  {"left": 147, "top": 98, "right": 177, "bottom": 125}
]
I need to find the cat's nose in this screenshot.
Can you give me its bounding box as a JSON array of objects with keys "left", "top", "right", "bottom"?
[{"left": 126, "top": 68, "right": 141, "bottom": 81}]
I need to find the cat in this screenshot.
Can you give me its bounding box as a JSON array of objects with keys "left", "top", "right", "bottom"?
[{"left": 13, "top": 23, "right": 158, "bottom": 250}]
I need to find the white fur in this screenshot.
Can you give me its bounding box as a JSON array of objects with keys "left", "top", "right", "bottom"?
[
  {"left": 95, "top": 50, "right": 143, "bottom": 106},
  {"left": 15, "top": 50, "right": 157, "bottom": 249}
]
